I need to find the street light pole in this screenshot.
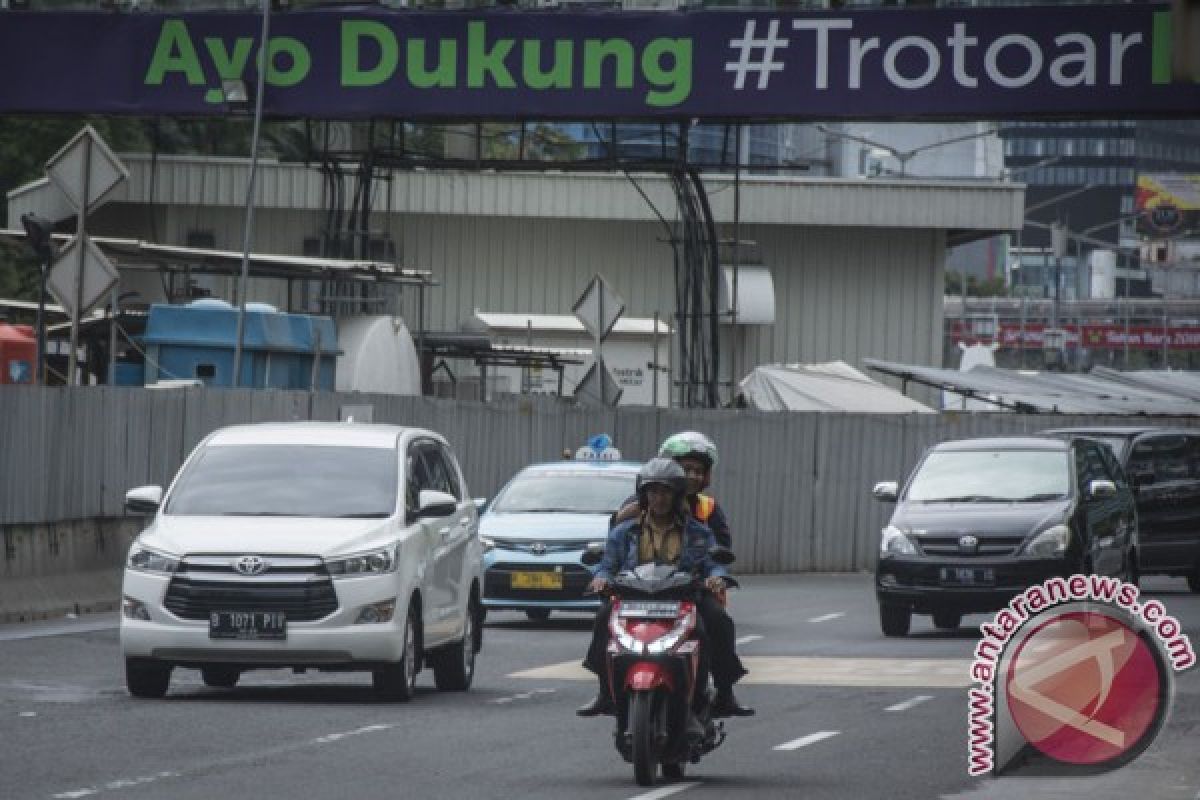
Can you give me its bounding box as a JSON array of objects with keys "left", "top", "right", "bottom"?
[{"left": 231, "top": 0, "right": 271, "bottom": 389}]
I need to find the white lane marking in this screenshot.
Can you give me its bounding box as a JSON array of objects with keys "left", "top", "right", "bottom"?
[
  {"left": 774, "top": 731, "right": 841, "bottom": 751},
  {"left": 808, "top": 613, "right": 845, "bottom": 623},
  {"left": 886, "top": 695, "right": 933, "bottom": 713},
  {"left": 736, "top": 634, "right": 763, "bottom": 646},
  {"left": 492, "top": 688, "right": 556, "bottom": 704},
  {"left": 627, "top": 782, "right": 701, "bottom": 800},
  {"left": 19, "top": 711, "right": 36, "bottom": 717},
  {"left": 51, "top": 724, "right": 394, "bottom": 798},
  {"left": 312, "top": 723, "right": 393, "bottom": 744}
]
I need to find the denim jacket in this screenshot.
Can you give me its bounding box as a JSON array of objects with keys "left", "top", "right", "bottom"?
[{"left": 594, "top": 514, "right": 728, "bottom": 582}]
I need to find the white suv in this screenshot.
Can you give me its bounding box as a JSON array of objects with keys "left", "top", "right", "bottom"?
[{"left": 120, "top": 422, "right": 484, "bottom": 701}]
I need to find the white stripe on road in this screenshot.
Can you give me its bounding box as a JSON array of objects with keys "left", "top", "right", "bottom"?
[
  {"left": 774, "top": 731, "right": 841, "bottom": 751},
  {"left": 808, "top": 613, "right": 845, "bottom": 623},
  {"left": 627, "top": 782, "right": 701, "bottom": 800},
  {"left": 736, "top": 635, "right": 763, "bottom": 645},
  {"left": 886, "top": 695, "right": 933, "bottom": 713}
]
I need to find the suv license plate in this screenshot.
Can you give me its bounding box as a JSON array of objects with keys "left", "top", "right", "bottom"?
[
  {"left": 940, "top": 567, "right": 995, "bottom": 587},
  {"left": 209, "top": 611, "right": 287, "bottom": 640},
  {"left": 511, "top": 571, "right": 563, "bottom": 590}
]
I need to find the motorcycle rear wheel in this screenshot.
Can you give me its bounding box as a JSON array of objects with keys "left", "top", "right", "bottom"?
[{"left": 629, "top": 691, "right": 660, "bottom": 787}]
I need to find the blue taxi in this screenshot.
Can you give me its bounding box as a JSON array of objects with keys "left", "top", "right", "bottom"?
[{"left": 481, "top": 441, "right": 638, "bottom": 621}]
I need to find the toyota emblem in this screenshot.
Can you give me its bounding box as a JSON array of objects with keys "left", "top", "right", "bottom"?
[
  {"left": 958, "top": 535, "right": 979, "bottom": 553},
  {"left": 232, "top": 555, "right": 268, "bottom": 576}
]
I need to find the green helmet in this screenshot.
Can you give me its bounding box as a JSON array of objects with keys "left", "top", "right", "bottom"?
[{"left": 658, "top": 431, "right": 718, "bottom": 471}]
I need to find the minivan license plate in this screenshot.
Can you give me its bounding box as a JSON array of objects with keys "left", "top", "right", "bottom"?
[
  {"left": 940, "top": 567, "right": 995, "bottom": 586},
  {"left": 209, "top": 611, "right": 287, "bottom": 640}
]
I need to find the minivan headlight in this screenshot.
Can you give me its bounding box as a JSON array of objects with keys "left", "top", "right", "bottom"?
[
  {"left": 326, "top": 547, "right": 397, "bottom": 577},
  {"left": 1025, "top": 524, "right": 1070, "bottom": 558},
  {"left": 881, "top": 525, "right": 917, "bottom": 556},
  {"left": 127, "top": 547, "right": 180, "bottom": 574}
]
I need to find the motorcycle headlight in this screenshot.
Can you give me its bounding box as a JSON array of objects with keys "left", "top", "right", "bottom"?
[
  {"left": 1025, "top": 524, "right": 1070, "bottom": 558},
  {"left": 880, "top": 525, "right": 917, "bottom": 556},
  {"left": 127, "top": 547, "right": 180, "bottom": 575},
  {"left": 326, "top": 547, "right": 397, "bottom": 577}
]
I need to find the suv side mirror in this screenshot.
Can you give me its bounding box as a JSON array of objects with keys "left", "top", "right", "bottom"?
[
  {"left": 1087, "top": 479, "right": 1117, "bottom": 500},
  {"left": 473, "top": 497, "right": 488, "bottom": 514},
  {"left": 415, "top": 489, "right": 457, "bottom": 519},
  {"left": 125, "top": 485, "right": 163, "bottom": 514},
  {"left": 872, "top": 481, "right": 899, "bottom": 502}
]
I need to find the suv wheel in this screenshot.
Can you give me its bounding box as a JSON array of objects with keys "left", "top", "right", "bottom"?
[
  {"left": 126, "top": 658, "right": 172, "bottom": 698},
  {"left": 932, "top": 610, "right": 962, "bottom": 630},
  {"left": 430, "top": 595, "right": 479, "bottom": 691},
  {"left": 373, "top": 603, "right": 419, "bottom": 702},
  {"left": 879, "top": 603, "right": 911, "bottom": 637}
]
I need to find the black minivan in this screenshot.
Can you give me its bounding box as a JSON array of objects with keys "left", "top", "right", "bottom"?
[
  {"left": 872, "top": 436, "right": 1137, "bottom": 637},
  {"left": 1045, "top": 427, "right": 1200, "bottom": 593}
]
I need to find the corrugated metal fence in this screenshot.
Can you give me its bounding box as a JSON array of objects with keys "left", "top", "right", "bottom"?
[{"left": 3, "top": 386, "right": 1198, "bottom": 572}]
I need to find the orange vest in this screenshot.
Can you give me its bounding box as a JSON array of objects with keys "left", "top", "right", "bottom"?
[{"left": 693, "top": 494, "right": 716, "bottom": 523}]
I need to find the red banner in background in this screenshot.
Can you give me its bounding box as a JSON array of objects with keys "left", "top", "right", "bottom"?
[{"left": 949, "top": 322, "right": 1200, "bottom": 350}]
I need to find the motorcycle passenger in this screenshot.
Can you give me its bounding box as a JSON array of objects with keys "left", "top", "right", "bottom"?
[
  {"left": 611, "top": 432, "right": 731, "bottom": 549},
  {"left": 577, "top": 458, "right": 754, "bottom": 719}
]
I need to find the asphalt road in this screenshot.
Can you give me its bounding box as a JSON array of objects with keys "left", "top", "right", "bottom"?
[{"left": 1, "top": 574, "right": 1197, "bottom": 800}]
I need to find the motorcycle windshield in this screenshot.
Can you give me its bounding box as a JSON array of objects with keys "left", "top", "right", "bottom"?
[{"left": 612, "top": 565, "right": 695, "bottom": 597}]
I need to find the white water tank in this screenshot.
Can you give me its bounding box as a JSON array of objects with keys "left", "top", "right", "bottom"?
[
  {"left": 335, "top": 315, "right": 421, "bottom": 396},
  {"left": 1090, "top": 249, "right": 1117, "bottom": 299}
]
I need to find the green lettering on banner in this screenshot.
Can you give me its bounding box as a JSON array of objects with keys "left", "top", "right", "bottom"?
[
  {"left": 583, "top": 38, "right": 634, "bottom": 89},
  {"left": 522, "top": 40, "right": 573, "bottom": 90},
  {"left": 1151, "top": 10, "right": 1172, "bottom": 84},
  {"left": 144, "top": 20, "right": 210, "bottom": 100},
  {"left": 264, "top": 37, "right": 311, "bottom": 87},
  {"left": 642, "top": 37, "right": 692, "bottom": 107},
  {"left": 407, "top": 39, "right": 458, "bottom": 88},
  {"left": 204, "top": 37, "right": 255, "bottom": 84},
  {"left": 467, "top": 21, "right": 516, "bottom": 89},
  {"left": 342, "top": 20, "right": 398, "bottom": 87}
]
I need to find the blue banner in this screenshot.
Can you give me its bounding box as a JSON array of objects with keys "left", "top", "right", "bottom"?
[{"left": 1, "top": 5, "right": 1195, "bottom": 119}]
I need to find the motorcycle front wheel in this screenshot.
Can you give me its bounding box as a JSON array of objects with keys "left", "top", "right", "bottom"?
[{"left": 629, "top": 690, "right": 661, "bottom": 787}]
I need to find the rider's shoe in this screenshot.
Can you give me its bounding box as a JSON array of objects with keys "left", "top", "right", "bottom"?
[
  {"left": 711, "top": 691, "right": 755, "bottom": 718},
  {"left": 576, "top": 692, "right": 615, "bottom": 717}
]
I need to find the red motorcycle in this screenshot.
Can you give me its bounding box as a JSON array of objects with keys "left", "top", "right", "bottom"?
[{"left": 583, "top": 549, "right": 737, "bottom": 787}]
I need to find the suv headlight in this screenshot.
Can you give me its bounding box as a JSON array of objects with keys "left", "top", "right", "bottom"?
[
  {"left": 326, "top": 547, "right": 397, "bottom": 577},
  {"left": 127, "top": 547, "right": 180, "bottom": 575},
  {"left": 1024, "top": 524, "right": 1070, "bottom": 558},
  {"left": 880, "top": 525, "right": 917, "bottom": 556}
]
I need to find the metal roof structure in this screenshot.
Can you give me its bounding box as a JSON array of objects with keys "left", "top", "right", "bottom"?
[
  {"left": 864, "top": 359, "right": 1200, "bottom": 416},
  {"left": 471, "top": 311, "right": 671, "bottom": 336},
  {"left": 737, "top": 361, "right": 934, "bottom": 413}
]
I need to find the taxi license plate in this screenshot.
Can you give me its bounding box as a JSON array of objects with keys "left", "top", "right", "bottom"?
[
  {"left": 940, "top": 567, "right": 995, "bottom": 587},
  {"left": 511, "top": 571, "right": 563, "bottom": 590},
  {"left": 209, "top": 611, "right": 287, "bottom": 640}
]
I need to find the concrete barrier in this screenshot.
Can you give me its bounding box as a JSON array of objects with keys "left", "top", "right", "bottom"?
[{"left": 0, "top": 518, "right": 143, "bottom": 623}]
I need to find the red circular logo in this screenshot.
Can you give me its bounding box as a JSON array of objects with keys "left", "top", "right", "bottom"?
[{"left": 1005, "top": 611, "right": 1163, "bottom": 766}]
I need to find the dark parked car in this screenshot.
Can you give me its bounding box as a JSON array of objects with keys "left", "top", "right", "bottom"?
[
  {"left": 1044, "top": 427, "right": 1200, "bottom": 593},
  {"left": 872, "top": 436, "right": 1137, "bottom": 637}
]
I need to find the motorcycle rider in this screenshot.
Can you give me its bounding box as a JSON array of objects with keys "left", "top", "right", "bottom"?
[
  {"left": 577, "top": 458, "right": 754, "bottom": 719},
  {"left": 611, "top": 432, "right": 731, "bottom": 549}
]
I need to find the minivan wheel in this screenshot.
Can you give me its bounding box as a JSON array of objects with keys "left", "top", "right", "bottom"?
[
  {"left": 373, "top": 604, "right": 419, "bottom": 702},
  {"left": 126, "top": 658, "right": 172, "bottom": 698},
  {"left": 879, "top": 603, "right": 911, "bottom": 637},
  {"left": 201, "top": 667, "right": 240, "bottom": 689},
  {"left": 430, "top": 596, "right": 478, "bottom": 692},
  {"left": 932, "top": 610, "right": 962, "bottom": 630}
]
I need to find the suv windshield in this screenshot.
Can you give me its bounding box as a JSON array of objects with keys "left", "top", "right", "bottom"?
[
  {"left": 492, "top": 471, "right": 635, "bottom": 514},
  {"left": 166, "top": 445, "right": 398, "bottom": 517},
  {"left": 906, "top": 450, "right": 1069, "bottom": 503}
]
